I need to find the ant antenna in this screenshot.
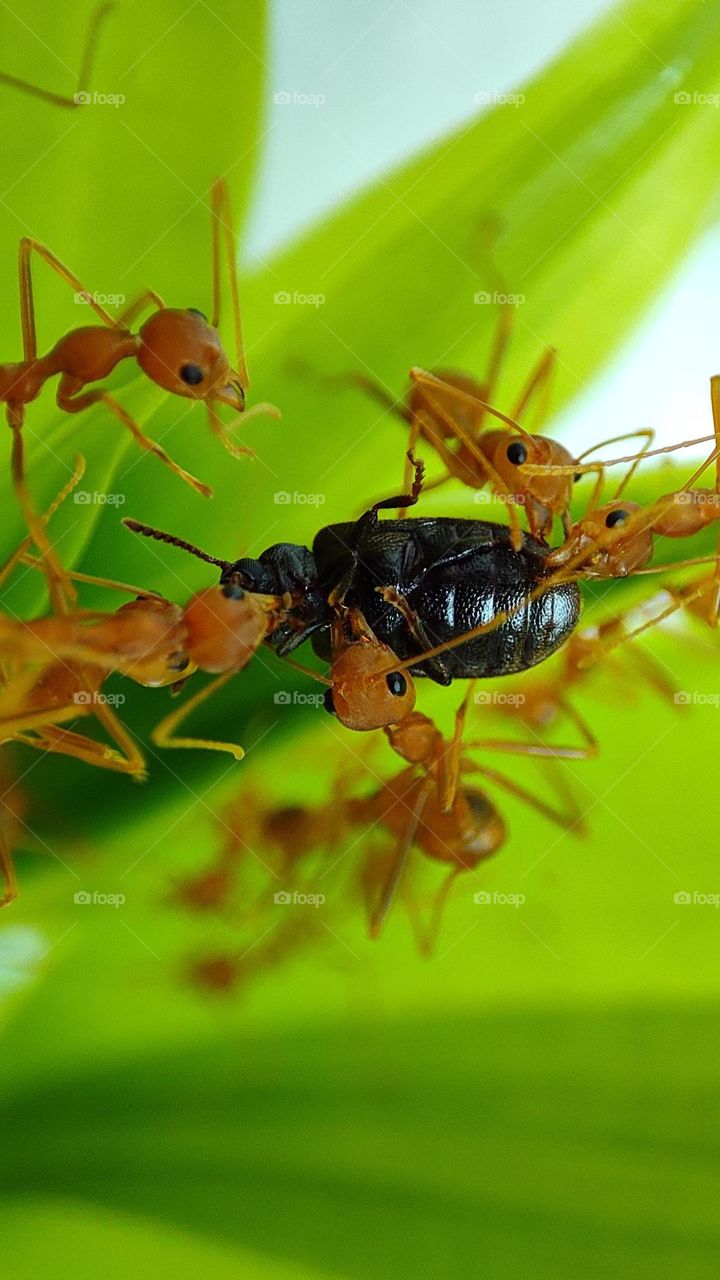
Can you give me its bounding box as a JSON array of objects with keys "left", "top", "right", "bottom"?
[{"left": 123, "top": 518, "right": 232, "bottom": 571}]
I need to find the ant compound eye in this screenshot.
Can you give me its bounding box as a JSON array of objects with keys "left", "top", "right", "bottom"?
[
  {"left": 186, "top": 308, "right": 207, "bottom": 320},
  {"left": 323, "top": 689, "right": 337, "bottom": 716},
  {"left": 168, "top": 650, "right": 191, "bottom": 672},
  {"left": 386, "top": 672, "right": 407, "bottom": 697},
  {"left": 180, "top": 363, "right": 205, "bottom": 386},
  {"left": 605, "top": 508, "right": 630, "bottom": 528},
  {"left": 506, "top": 441, "right": 527, "bottom": 466}
]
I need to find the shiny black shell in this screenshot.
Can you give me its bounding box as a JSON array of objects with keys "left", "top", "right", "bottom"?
[{"left": 311, "top": 517, "right": 580, "bottom": 682}]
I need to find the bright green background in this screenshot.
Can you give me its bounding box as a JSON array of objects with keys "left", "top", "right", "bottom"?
[{"left": 0, "top": 2, "right": 719, "bottom": 1276}]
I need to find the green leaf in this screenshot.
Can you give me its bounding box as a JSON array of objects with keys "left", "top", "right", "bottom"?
[
  {"left": 1, "top": 1007, "right": 719, "bottom": 1278},
  {"left": 1, "top": 5, "right": 720, "bottom": 1274}
]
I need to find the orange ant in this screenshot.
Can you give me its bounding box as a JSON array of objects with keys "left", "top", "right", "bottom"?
[
  {"left": 343, "top": 680, "right": 593, "bottom": 953},
  {"left": 309, "top": 220, "right": 654, "bottom": 543},
  {"left": 404, "top": 367, "right": 658, "bottom": 545},
  {"left": 1, "top": 172, "right": 276, "bottom": 596},
  {"left": 0, "top": 469, "right": 285, "bottom": 846},
  {"left": 124, "top": 511, "right": 422, "bottom": 736},
  {"left": 518, "top": 377, "right": 720, "bottom": 612},
  {"left": 175, "top": 770, "right": 356, "bottom": 994}
]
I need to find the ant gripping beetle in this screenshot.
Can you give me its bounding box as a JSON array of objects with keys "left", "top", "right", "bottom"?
[
  {"left": 405, "top": 367, "right": 659, "bottom": 546},
  {"left": 123, "top": 451, "right": 583, "bottom": 705}
]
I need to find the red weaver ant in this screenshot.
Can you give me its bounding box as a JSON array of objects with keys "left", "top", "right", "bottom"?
[
  {"left": 344, "top": 679, "right": 593, "bottom": 953},
  {"left": 309, "top": 220, "right": 655, "bottom": 543},
  {"left": 405, "top": 366, "right": 659, "bottom": 545},
  {"left": 0, "top": 469, "right": 284, "bottom": 856},
  {"left": 1, "top": 172, "right": 277, "bottom": 600}
]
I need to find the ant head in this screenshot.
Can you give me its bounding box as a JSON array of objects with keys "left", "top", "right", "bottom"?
[
  {"left": 385, "top": 711, "right": 441, "bottom": 764},
  {"left": 183, "top": 583, "right": 273, "bottom": 674},
  {"left": 483, "top": 430, "right": 576, "bottom": 512},
  {"left": 137, "top": 308, "right": 246, "bottom": 410},
  {"left": 551, "top": 499, "right": 652, "bottom": 576},
  {"left": 111, "top": 598, "right": 195, "bottom": 686},
  {"left": 324, "top": 634, "right": 416, "bottom": 731}
]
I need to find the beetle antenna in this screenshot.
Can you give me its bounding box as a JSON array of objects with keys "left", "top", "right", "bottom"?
[{"left": 123, "top": 518, "right": 232, "bottom": 570}]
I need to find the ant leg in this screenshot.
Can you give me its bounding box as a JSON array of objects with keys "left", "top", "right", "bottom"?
[
  {"left": 465, "top": 696, "right": 598, "bottom": 761},
  {"left": 293, "top": 363, "right": 411, "bottom": 422},
  {"left": 8, "top": 409, "right": 76, "bottom": 613},
  {"left": 437, "top": 682, "right": 476, "bottom": 813},
  {"left": 408, "top": 370, "right": 525, "bottom": 548},
  {"left": 707, "top": 375, "right": 720, "bottom": 625},
  {"left": 4, "top": 697, "right": 144, "bottom": 778},
  {"left": 376, "top": 587, "right": 452, "bottom": 685},
  {"left": 472, "top": 215, "right": 514, "bottom": 415},
  {"left": 570, "top": 575, "right": 713, "bottom": 669},
  {"left": 152, "top": 672, "right": 245, "bottom": 760},
  {"left": 56, "top": 380, "right": 213, "bottom": 498},
  {"left": 464, "top": 759, "right": 586, "bottom": 831},
  {"left": 0, "top": 454, "right": 85, "bottom": 590},
  {"left": 510, "top": 347, "right": 557, "bottom": 430},
  {"left": 116, "top": 290, "right": 167, "bottom": 328},
  {"left": 0, "top": 2, "right": 115, "bottom": 111},
  {"left": 92, "top": 701, "right": 147, "bottom": 779},
  {"left": 206, "top": 401, "right": 255, "bottom": 460},
  {"left": 369, "top": 778, "right": 433, "bottom": 939},
  {"left": 26, "top": 724, "right": 146, "bottom": 777},
  {"left": 419, "top": 867, "right": 462, "bottom": 958},
  {"left": 210, "top": 179, "right": 248, "bottom": 388},
  {"left": 0, "top": 827, "right": 18, "bottom": 909},
  {"left": 18, "top": 238, "right": 118, "bottom": 361}
]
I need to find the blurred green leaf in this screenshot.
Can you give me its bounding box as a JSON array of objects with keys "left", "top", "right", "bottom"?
[
  {"left": 1, "top": 3, "right": 720, "bottom": 1274},
  {"left": 1, "top": 1006, "right": 719, "bottom": 1279}
]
